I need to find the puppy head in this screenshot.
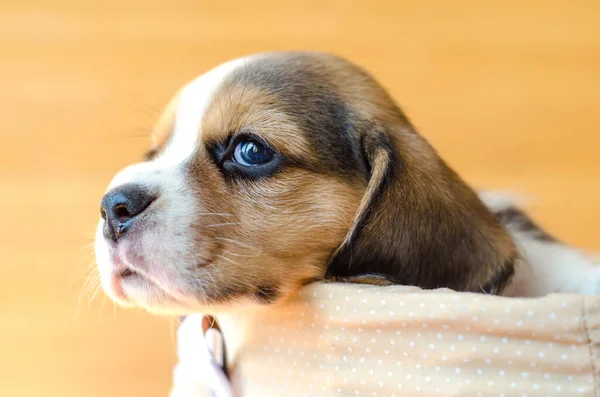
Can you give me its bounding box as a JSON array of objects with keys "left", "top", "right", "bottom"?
[{"left": 94, "top": 51, "right": 516, "bottom": 315}]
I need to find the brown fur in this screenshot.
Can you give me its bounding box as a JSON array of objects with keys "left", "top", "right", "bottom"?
[
  {"left": 182, "top": 80, "right": 365, "bottom": 304},
  {"left": 100, "top": 51, "right": 519, "bottom": 315},
  {"left": 193, "top": 52, "right": 517, "bottom": 298}
]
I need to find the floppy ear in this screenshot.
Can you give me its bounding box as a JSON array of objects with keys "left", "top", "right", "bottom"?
[{"left": 327, "top": 124, "right": 518, "bottom": 295}]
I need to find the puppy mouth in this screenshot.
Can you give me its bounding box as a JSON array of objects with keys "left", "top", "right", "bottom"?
[
  {"left": 111, "top": 266, "right": 149, "bottom": 298},
  {"left": 115, "top": 265, "right": 166, "bottom": 292},
  {"left": 119, "top": 267, "right": 138, "bottom": 278},
  {"left": 99, "top": 233, "right": 218, "bottom": 310},
  {"left": 111, "top": 262, "right": 199, "bottom": 308}
]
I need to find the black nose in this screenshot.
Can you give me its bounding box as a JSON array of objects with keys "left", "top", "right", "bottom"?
[{"left": 100, "top": 184, "right": 155, "bottom": 242}]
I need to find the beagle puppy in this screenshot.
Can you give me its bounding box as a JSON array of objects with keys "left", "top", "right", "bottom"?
[{"left": 94, "top": 51, "right": 599, "bottom": 316}]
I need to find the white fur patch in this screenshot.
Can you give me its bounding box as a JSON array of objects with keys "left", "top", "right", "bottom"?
[
  {"left": 95, "top": 56, "right": 252, "bottom": 309},
  {"left": 504, "top": 229, "right": 600, "bottom": 297},
  {"left": 478, "top": 190, "right": 532, "bottom": 213},
  {"left": 479, "top": 191, "right": 600, "bottom": 297},
  {"left": 158, "top": 57, "right": 250, "bottom": 168}
]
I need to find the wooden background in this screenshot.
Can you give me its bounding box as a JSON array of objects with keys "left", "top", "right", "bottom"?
[{"left": 1, "top": 1, "right": 598, "bottom": 396}]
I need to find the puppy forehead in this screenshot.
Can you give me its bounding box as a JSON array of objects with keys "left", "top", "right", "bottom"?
[
  {"left": 161, "top": 54, "right": 316, "bottom": 165},
  {"left": 201, "top": 52, "right": 370, "bottom": 176},
  {"left": 157, "top": 52, "right": 376, "bottom": 178}
]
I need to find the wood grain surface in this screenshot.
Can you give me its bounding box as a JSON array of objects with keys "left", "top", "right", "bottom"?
[{"left": 1, "top": 1, "right": 598, "bottom": 396}]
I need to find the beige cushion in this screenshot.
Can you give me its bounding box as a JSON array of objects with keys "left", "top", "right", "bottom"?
[{"left": 222, "top": 283, "right": 599, "bottom": 396}]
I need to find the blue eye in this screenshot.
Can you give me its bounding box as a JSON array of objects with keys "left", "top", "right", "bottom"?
[{"left": 232, "top": 139, "right": 274, "bottom": 166}]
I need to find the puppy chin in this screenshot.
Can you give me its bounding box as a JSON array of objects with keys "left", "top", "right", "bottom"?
[
  {"left": 97, "top": 265, "right": 201, "bottom": 316},
  {"left": 94, "top": 223, "right": 199, "bottom": 314}
]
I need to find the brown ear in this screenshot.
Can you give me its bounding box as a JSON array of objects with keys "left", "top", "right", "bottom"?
[{"left": 327, "top": 124, "right": 517, "bottom": 294}]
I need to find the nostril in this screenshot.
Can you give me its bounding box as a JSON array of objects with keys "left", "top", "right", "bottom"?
[
  {"left": 114, "top": 204, "right": 132, "bottom": 222},
  {"left": 100, "top": 183, "right": 156, "bottom": 241}
]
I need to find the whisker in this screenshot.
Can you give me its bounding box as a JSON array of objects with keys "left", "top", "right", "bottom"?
[
  {"left": 88, "top": 279, "right": 103, "bottom": 311},
  {"left": 222, "top": 249, "right": 259, "bottom": 258},
  {"left": 77, "top": 268, "right": 99, "bottom": 310},
  {"left": 79, "top": 240, "right": 97, "bottom": 251},
  {"left": 190, "top": 268, "right": 217, "bottom": 298},
  {"left": 216, "top": 254, "right": 238, "bottom": 266},
  {"left": 99, "top": 293, "right": 107, "bottom": 321},
  {"left": 205, "top": 222, "right": 239, "bottom": 228},
  {"left": 196, "top": 213, "right": 234, "bottom": 217},
  {"left": 70, "top": 262, "right": 97, "bottom": 290},
  {"left": 131, "top": 96, "right": 161, "bottom": 117},
  {"left": 207, "top": 263, "right": 223, "bottom": 276},
  {"left": 214, "top": 237, "right": 255, "bottom": 250},
  {"left": 197, "top": 266, "right": 217, "bottom": 286}
]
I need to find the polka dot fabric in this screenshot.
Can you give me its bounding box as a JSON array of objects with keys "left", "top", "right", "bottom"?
[{"left": 224, "top": 284, "right": 599, "bottom": 397}]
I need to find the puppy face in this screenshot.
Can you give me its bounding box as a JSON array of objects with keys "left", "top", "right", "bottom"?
[{"left": 95, "top": 52, "right": 517, "bottom": 315}]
